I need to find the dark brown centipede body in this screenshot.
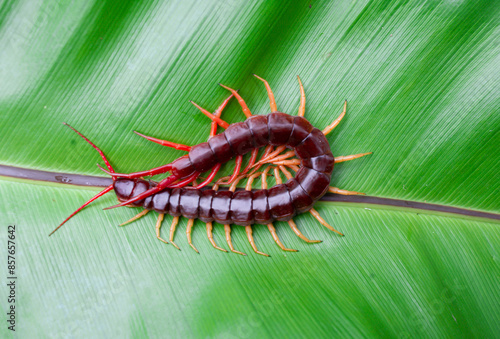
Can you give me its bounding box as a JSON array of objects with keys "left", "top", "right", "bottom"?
[
  {"left": 114, "top": 112, "right": 333, "bottom": 225},
  {"left": 54, "top": 75, "right": 372, "bottom": 255}
]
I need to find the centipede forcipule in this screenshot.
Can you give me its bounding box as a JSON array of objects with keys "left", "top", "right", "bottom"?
[{"left": 51, "top": 75, "right": 372, "bottom": 256}]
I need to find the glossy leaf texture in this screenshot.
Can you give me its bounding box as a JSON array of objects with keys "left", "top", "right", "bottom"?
[{"left": 0, "top": 1, "right": 499, "bottom": 337}]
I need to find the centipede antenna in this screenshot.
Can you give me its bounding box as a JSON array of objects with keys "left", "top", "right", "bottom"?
[
  {"left": 97, "top": 162, "right": 173, "bottom": 179},
  {"left": 155, "top": 213, "right": 169, "bottom": 244},
  {"left": 219, "top": 84, "right": 252, "bottom": 118},
  {"left": 329, "top": 186, "right": 365, "bottom": 195},
  {"left": 297, "top": 76, "right": 306, "bottom": 117},
  {"left": 50, "top": 184, "right": 114, "bottom": 236},
  {"left": 245, "top": 225, "right": 270, "bottom": 257},
  {"left": 63, "top": 123, "right": 115, "bottom": 174},
  {"left": 206, "top": 222, "right": 227, "bottom": 252},
  {"left": 210, "top": 93, "right": 235, "bottom": 138},
  {"left": 267, "top": 223, "right": 297, "bottom": 252},
  {"left": 169, "top": 216, "right": 180, "bottom": 250},
  {"left": 322, "top": 100, "right": 347, "bottom": 135},
  {"left": 120, "top": 209, "right": 150, "bottom": 226},
  {"left": 335, "top": 152, "right": 372, "bottom": 163},
  {"left": 309, "top": 208, "right": 344, "bottom": 236},
  {"left": 186, "top": 219, "right": 199, "bottom": 253},
  {"left": 190, "top": 101, "right": 230, "bottom": 128},
  {"left": 253, "top": 74, "right": 277, "bottom": 112},
  {"left": 133, "top": 131, "right": 191, "bottom": 152},
  {"left": 288, "top": 219, "right": 322, "bottom": 243}
]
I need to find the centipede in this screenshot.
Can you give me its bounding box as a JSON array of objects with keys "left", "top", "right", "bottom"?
[{"left": 51, "top": 75, "right": 371, "bottom": 256}]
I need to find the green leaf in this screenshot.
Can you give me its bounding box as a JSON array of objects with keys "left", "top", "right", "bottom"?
[{"left": 0, "top": 0, "right": 499, "bottom": 337}]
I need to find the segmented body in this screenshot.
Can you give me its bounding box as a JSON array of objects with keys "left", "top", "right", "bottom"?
[
  {"left": 53, "top": 75, "right": 371, "bottom": 255},
  {"left": 114, "top": 112, "right": 333, "bottom": 225}
]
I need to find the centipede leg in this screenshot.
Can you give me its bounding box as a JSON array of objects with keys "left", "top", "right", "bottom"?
[
  {"left": 253, "top": 74, "right": 277, "bottom": 112},
  {"left": 297, "top": 76, "right": 306, "bottom": 117},
  {"left": 222, "top": 155, "right": 243, "bottom": 185},
  {"left": 242, "top": 148, "right": 259, "bottom": 174},
  {"left": 267, "top": 223, "right": 297, "bottom": 252},
  {"left": 219, "top": 84, "right": 252, "bottom": 118},
  {"left": 329, "top": 186, "right": 365, "bottom": 195},
  {"left": 334, "top": 152, "right": 372, "bottom": 163},
  {"left": 322, "top": 100, "right": 347, "bottom": 136},
  {"left": 210, "top": 93, "right": 235, "bottom": 138},
  {"left": 288, "top": 219, "right": 322, "bottom": 243},
  {"left": 206, "top": 222, "right": 227, "bottom": 252},
  {"left": 224, "top": 225, "right": 246, "bottom": 256},
  {"left": 120, "top": 209, "right": 150, "bottom": 226},
  {"left": 190, "top": 101, "right": 230, "bottom": 129},
  {"left": 155, "top": 213, "right": 168, "bottom": 244},
  {"left": 309, "top": 208, "right": 344, "bottom": 236},
  {"left": 245, "top": 226, "right": 269, "bottom": 257},
  {"left": 133, "top": 131, "right": 191, "bottom": 152},
  {"left": 169, "top": 216, "right": 180, "bottom": 250},
  {"left": 186, "top": 219, "right": 199, "bottom": 253}
]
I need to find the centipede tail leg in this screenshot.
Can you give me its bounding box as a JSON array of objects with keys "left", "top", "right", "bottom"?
[
  {"left": 155, "top": 213, "right": 168, "bottom": 244},
  {"left": 186, "top": 219, "right": 199, "bottom": 253},
  {"left": 120, "top": 209, "right": 150, "bottom": 226},
  {"left": 322, "top": 100, "right": 347, "bottom": 135},
  {"left": 50, "top": 184, "right": 114, "bottom": 236},
  {"left": 219, "top": 84, "right": 252, "bottom": 118},
  {"left": 297, "top": 76, "right": 306, "bottom": 117},
  {"left": 169, "top": 216, "right": 180, "bottom": 250},
  {"left": 206, "top": 222, "right": 227, "bottom": 252},
  {"left": 133, "top": 131, "right": 192, "bottom": 152},
  {"left": 253, "top": 74, "right": 277, "bottom": 112},
  {"left": 335, "top": 152, "right": 372, "bottom": 163},
  {"left": 224, "top": 224, "right": 246, "bottom": 256}
]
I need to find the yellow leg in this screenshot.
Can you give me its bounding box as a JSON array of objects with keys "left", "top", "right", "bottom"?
[
  {"left": 120, "top": 209, "right": 150, "bottom": 226},
  {"left": 224, "top": 224, "right": 246, "bottom": 256},
  {"left": 186, "top": 219, "right": 199, "bottom": 253},
  {"left": 268, "top": 223, "right": 297, "bottom": 252},
  {"left": 297, "top": 76, "right": 306, "bottom": 117},
  {"left": 155, "top": 213, "right": 168, "bottom": 244},
  {"left": 254, "top": 145, "right": 287, "bottom": 167},
  {"left": 288, "top": 219, "right": 321, "bottom": 243},
  {"left": 245, "top": 225, "right": 269, "bottom": 257},
  {"left": 219, "top": 84, "right": 252, "bottom": 118},
  {"left": 206, "top": 222, "right": 227, "bottom": 252},
  {"left": 329, "top": 186, "right": 365, "bottom": 195},
  {"left": 273, "top": 166, "right": 283, "bottom": 184},
  {"left": 322, "top": 100, "right": 347, "bottom": 135},
  {"left": 169, "top": 216, "right": 180, "bottom": 250},
  {"left": 309, "top": 208, "right": 344, "bottom": 236},
  {"left": 335, "top": 152, "right": 372, "bottom": 163},
  {"left": 263, "top": 150, "right": 295, "bottom": 164},
  {"left": 253, "top": 74, "right": 277, "bottom": 112},
  {"left": 261, "top": 166, "right": 273, "bottom": 189},
  {"left": 278, "top": 165, "right": 293, "bottom": 180}
]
